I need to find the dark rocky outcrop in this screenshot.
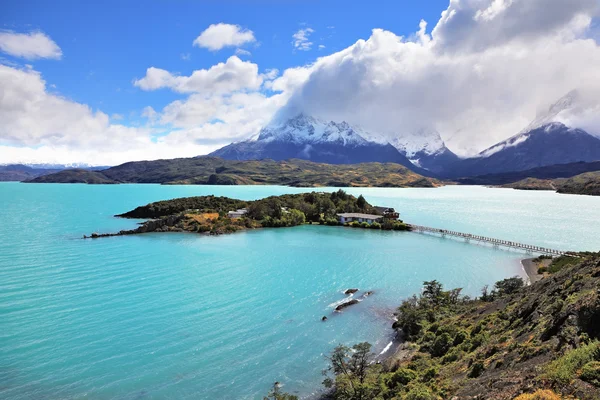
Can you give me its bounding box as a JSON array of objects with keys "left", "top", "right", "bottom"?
[
  {"left": 344, "top": 288, "right": 359, "bottom": 295},
  {"left": 335, "top": 299, "right": 360, "bottom": 312}
]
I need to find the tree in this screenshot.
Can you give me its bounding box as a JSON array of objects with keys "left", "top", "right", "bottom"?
[
  {"left": 263, "top": 382, "right": 298, "bottom": 400},
  {"left": 395, "top": 295, "right": 424, "bottom": 339},
  {"left": 356, "top": 195, "right": 367, "bottom": 210},
  {"left": 493, "top": 276, "right": 524, "bottom": 297},
  {"left": 422, "top": 280, "right": 444, "bottom": 307},
  {"left": 323, "top": 342, "right": 381, "bottom": 400}
]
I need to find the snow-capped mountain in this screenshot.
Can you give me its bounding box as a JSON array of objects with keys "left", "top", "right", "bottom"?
[
  {"left": 210, "top": 114, "right": 431, "bottom": 174},
  {"left": 443, "top": 91, "right": 600, "bottom": 177},
  {"left": 389, "top": 128, "right": 460, "bottom": 174}
]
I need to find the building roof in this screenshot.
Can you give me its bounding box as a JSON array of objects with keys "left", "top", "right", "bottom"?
[{"left": 337, "top": 213, "right": 383, "bottom": 220}]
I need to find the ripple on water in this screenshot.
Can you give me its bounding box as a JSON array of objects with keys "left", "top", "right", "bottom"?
[{"left": 1, "top": 184, "right": 600, "bottom": 399}]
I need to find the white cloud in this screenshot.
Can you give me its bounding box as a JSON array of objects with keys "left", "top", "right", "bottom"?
[
  {"left": 180, "top": 53, "right": 191, "bottom": 61},
  {"left": 193, "top": 23, "right": 255, "bottom": 51},
  {"left": 0, "top": 31, "right": 62, "bottom": 60},
  {"left": 0, "top": 64, "right": 236, "bottom": 165},
  {"left": 432, "top": 0, "right": 598, "bottom": 52},
  {"left": 292, "top": 28, "right": 314, "bottom": 51},
  {"left": 276, "top": 0, "right": 600, "bottom": 155},
  {"left": 133, "top": 56, "right": 263, "bottom": 94},
  {"left": 235, "top": 48, "right": 252, "bottom": 57},
  {"left": 4, "top": 0, "right": 600, "bottom": 164}
]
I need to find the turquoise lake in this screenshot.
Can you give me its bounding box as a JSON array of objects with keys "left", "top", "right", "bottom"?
[{"left": 1, "top": 183, "right": 600, "bottom": 399}]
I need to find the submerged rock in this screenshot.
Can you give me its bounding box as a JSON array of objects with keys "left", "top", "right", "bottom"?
[
  {"left": 321, "top": 316, "right": 328, "bottom": 321},
  {"left": 363, "top": 291, "right": 374, "bottom": 297},
  {"left": 344, "top": 288, "right": 359, "bottom": 295},
  {"left": 335, "top": 299, "right": 360, "bottom": 312}
]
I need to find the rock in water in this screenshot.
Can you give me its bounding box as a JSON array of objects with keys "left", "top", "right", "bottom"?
[
  {"left": 335, "top": 299, "right": 360, "bottom": 312},
  {"left": 321, "top": 316, "right": 328, "bottom": 321},
  {"left": 363, "top": 291, "right": 374, "bottom": 297},
  {"left": 344, "top": 288, "right": 359, "bottom": 295}
]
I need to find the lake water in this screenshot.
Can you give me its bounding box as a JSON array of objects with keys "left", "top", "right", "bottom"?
[{"left": 1, "top": 183, "right": 599, "bottom": 399}]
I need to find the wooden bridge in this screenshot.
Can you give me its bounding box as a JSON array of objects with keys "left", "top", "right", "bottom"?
[{"left": 407, "top": 224, "right": 569, "bottom": 256}]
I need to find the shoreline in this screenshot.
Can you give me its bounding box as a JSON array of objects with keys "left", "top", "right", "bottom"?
[{"left": 521, "top": 257, "right": 547, "bottom": 284}]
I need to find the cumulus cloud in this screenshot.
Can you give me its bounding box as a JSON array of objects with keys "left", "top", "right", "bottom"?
[
  {"left": 432, "top": 0, "right": 599, "bottom": 52},
  {"left": 276, "top": 0, "right": 600, "bottom": 155},
  {"left": 4, "top": 0, "right": 600, "bottom": 164},
  {"left": 0, "top": 64, "right": 224, "bottom": 165},
  {"left": 193, "top": 23, "right": 255, "bottom": 51},
  {"left": 292, "top": 28, "right": 314, "bottom": 51},
  {"left": 133, "top": 56, "right": 263, "bottom": 94},
  {"left": 0, "top": 31, "right": 62, "bottom": 60}
]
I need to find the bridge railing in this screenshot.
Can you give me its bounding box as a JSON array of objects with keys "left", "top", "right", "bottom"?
[{"left": 407, "top": 224, "right": 567, "bottom": 256}]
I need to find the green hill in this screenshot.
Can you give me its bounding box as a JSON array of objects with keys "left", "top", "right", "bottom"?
[
  {"left": 502, "top": 172, "right": 600, "bottom": 196},
  {"left": 27, "top": 157, "right": 440, "bottom": 188},
  {"left": 273, "top": 253, "right": 600, "bottom": 400}
]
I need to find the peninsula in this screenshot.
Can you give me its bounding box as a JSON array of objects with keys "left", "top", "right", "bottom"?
[{"left": 86, "top": 190, "right": 410, "bottom": 238}]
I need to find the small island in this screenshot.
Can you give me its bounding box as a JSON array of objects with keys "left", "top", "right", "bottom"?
[{"left": 86, "top": 190, "right": 410, "bottom": 238}]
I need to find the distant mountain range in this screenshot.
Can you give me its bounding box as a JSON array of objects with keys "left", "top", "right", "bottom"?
[
  {"left": 8, "top": 91, "right": 600, "bottom": 184},
  {"left": 210, "top": 91, "right": 600, "bottom": 179},
  {"left": 210, "top": 114, "right": 434, "bottom": 173},
  {"left": 0, "top": 164, "right": 109, "bottom": 182}
]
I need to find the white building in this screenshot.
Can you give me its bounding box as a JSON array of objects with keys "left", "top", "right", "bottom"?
[
  {"left": 337, "top": 213, "right": 383, "bottom": 224},
  {"left": 227, "top": 209, "right": 247, "bottom": 218}
]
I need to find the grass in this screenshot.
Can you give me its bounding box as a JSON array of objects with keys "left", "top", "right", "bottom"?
[{"left": 544, "top": 341, "right": 600, "bottom": 385}]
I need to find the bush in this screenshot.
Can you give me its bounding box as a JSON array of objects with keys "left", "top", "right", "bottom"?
[
  {"left": 468, "top": 361, "right": 485, "bottom": 378},
  {"left": 580, "top": 361, "right": 600, "bottom": 386},
  {"left": 422, "top": 367, "right": 438, "bottom": 381},
  {"left": 545, "top": 341, "right": 600, "bottom": 385},
  {"left": 453, "top": 330, "right": 468, "bottom": 346},
  {"left": 493, "top": 276, "right": 525, "bottom": 297},
  {"left": 388, "top": 368, "right": 418, "bottom": 387},
  {"left": 513, "top": 389, "right": 562, "bottom": 400},
  {"left": 404, "top": 384, "right": 438, "bottom": 400},
  {"left": 370, "top": 222, "right": 382, "bottom": 229},
  {"left": 432, "top": 333, "right": 453, "bottom": 357}
]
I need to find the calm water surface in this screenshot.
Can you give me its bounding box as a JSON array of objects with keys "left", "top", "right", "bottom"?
[{"left": 1, "top": 183, "right": 599, "bottom": 399}]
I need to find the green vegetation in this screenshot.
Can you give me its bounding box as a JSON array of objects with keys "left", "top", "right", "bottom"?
[
  {"left": 262, "top": 383, "right": 298, "bottom": 400},
  {"left": 272, "top": 252, "right": 600, "bottom": 399},
  {"left": 501, "top": 178, "right": 557, "bottom": 191},
  {"left": 96, "top": 190, "right": 412, "bottom": 237},
  {"left": 501, "top": 171, "right": 600, "bottom": 196},
  {"left": 556, "top": 171, "right": 600, "bottom": 196},
  {"left": 29, "top": 157, "right": 441, "bottom": 188},
  {"left": 544, "top": 341, "right": 600, "bottom": 385},
  {"left": 26, "top": 168, "right": 117, "bottom": 184}
]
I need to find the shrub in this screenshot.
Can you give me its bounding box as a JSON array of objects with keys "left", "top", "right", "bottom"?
[
  {"left": 388, "top": 368, "right": 418, "bottom": 387},
  {"left": 360, "top": 222, "right": 370, "bottom": 229},
  {"left": 422, "top": 367, "right": 438, "bottom": 381},
  {"left": 404, "top": 384, "right": 438, "bottom": 400},
  {"left": 493, "top": 276, "right": 525, "bottom": 297},
  {"left": 432, "top": 333, "right": 453, "bottom": 357},
  {"left": 453, "top": 330, "right": 468, "bottom": 346},
  {"left": 513, "top": 389, "right": 562, "bottom": 400},
  {"left": 468, "top": 361, "right": 485, "bottom": 378},
  {"left": 545, "top": 341, "right": 600, "bottom": 385},
  {"left": 580, "top": 361, "right": 600, "bottom": 386},
  {"left": 370, "top": 222, "right": 382, "bottom": 229}
]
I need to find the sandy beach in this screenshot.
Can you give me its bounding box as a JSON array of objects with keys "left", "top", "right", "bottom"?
[{"left": 521, "top": 257, "right": 550, "bottom": 284}]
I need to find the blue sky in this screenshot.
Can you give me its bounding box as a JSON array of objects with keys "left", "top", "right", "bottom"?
[
  {"left": 1, "top": 0, "right": 599, "bottom": 165},
  {"left": 1, "top": 0, "right": 448, "bottom": 120}
]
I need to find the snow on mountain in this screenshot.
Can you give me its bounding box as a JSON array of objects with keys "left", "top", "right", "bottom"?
[
  {"left": 479, "top": 90, "right": 595, "bottom": 158},
  {"left": 256, "top": 114, "right": 388, "bottom": 146},
  {"left": 389, "top": 128, "right": 446, "bottom": 158}
]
